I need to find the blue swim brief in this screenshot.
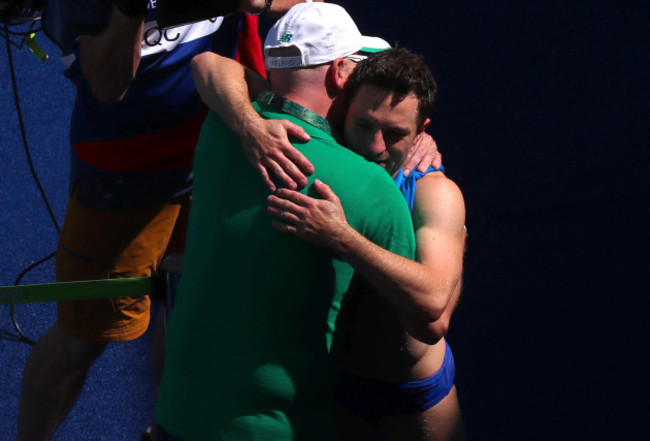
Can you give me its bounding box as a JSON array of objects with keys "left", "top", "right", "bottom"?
[{"left": 334, "top": 341, "right": 455, "bottom": 420}]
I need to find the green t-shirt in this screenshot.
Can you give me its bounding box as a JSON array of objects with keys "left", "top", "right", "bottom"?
[{"left": 156, "top": 93, "right": 415, "bottom": 440}]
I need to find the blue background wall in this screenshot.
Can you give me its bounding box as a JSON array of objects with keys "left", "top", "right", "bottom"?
[{"left": 1, "top": 2, "right": 648, "bottom": 439}]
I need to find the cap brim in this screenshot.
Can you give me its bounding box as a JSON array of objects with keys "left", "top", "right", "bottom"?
[{"left": 359, "top": 36, "right": 391, "bottom": 54}]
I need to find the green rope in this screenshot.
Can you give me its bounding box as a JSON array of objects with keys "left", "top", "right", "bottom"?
[{"left": 0, "top": 277, "right": 151, "bottom": 305}]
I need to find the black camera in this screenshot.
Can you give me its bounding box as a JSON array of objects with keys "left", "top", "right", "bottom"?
[
  {"left": 157, "top": 0, "right": 242, "bottom": 28},
  {"left": 0, "top": 0, "right": 46, "bottom": 24}
]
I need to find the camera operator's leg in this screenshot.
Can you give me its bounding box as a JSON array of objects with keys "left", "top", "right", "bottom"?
[
  {"left": 16, "top": 324, "right": 106, "bottom": 441},
  {"left": 16, "top": 191, "right": 188, "bottom": 441}
]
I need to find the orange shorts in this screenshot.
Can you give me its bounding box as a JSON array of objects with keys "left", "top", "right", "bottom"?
[{"left": 56, "top": 191, "right": 191, "bottom": 343}]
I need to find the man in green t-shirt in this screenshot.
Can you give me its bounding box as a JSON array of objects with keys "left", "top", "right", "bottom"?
[{"left": 155, "top": 3, "right": 416, "bottom": 440}]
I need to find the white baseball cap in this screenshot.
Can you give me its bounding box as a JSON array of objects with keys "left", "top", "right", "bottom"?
[{"left": 264, "top": 1, "right": 390, "bottom": 70}]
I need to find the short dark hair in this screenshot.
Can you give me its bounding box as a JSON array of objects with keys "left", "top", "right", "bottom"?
[{"left": 347, "top": 48, "right": 437, "bottom": 129}]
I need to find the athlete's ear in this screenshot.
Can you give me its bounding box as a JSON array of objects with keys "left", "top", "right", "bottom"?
[
  {"left": 415, "top": 118, "right": 431, "bottom": 142},
  {"left": 420, "top": 118, "right": 431, "bottom": 133}
]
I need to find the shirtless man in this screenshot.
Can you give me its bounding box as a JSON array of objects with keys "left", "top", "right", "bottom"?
[
  {"left": 267, "top": 48, "right": 467, "bottom": 441},
  {"left": 190, "top": 39, "right": 463, "bottom": 440}
]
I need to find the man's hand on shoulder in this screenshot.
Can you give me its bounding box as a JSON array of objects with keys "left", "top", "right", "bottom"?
[
  {"left": 191, "top": 51, "right": 315, "bottom": 192},
  {"left": 401, "top": 132, "right": 442, "bottom": 177},
  {"left": 243, "top": 118, "right": 314, "bottom": 191}
]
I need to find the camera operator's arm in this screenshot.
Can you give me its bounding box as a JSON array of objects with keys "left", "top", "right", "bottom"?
[{"left": 79, "top": 1, "right": 147, "bottom": 104}]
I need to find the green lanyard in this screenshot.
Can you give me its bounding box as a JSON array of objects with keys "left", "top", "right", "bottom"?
[
  {"left": 256, "top": 91, "right": 334, "bottom": 136},
  {"left": 0, "top": 277, "right": 152, "bottom": 305}
]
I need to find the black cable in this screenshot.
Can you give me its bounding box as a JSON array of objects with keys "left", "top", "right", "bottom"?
[
  {"left": 3, "top": 22, "right": 59, "bottom": 344},
  {"left": 9, "top": 251, "right": 56, "bottom": 345},
  {"left": 1, "top": 23, "right": 41, "bottom": 36},
  {"left": 0, "top": 0, "right": 46, "bottom": 25},
  {"left": 4, "top": 23, "right": 60, "bottom": 233}
]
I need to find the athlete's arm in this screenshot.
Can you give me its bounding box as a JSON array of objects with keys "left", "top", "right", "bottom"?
[
  {"left": 79, "top": 4, "right": 147, "bottom": 104},
  {"left": 267, "top": 177, "right": 466, "bottom": 340},
  {"left": 191, "top": 52, "right": 314, "bottom": 191},
  {"left": 414, "top": 276, "right": 463, "bottom": 341},
  {"left": 398, "top": 174, "right": 466, "bottom": 341}
]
